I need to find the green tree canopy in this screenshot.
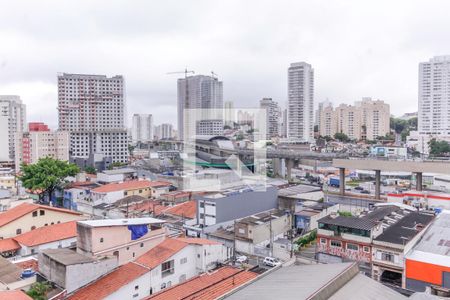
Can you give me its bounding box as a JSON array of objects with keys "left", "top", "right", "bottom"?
[
  {"left": 27, "top": 281, "right": 51, "bottom": 300},
  {"left": 19, "top": 157, "right": 79, "bottom": 201},
  {"left": 428, "top": 139, "right": 450, "bottom": 156},
  {"left": 334, "top": 132, "right": 349, "bottom": 142},
  {"left": 84, "top": 166, "right": 97, "bottom": 175}
]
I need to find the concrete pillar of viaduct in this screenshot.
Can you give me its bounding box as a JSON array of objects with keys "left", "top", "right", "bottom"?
[
  {"left": 416, "top": 172, "right": 423, "bottom": 191},
  {"left": 339, "top": 167, "right": 345, "bottom": 196},
  {"left": 286, "top": 159, "right": 294, "bottom": 181},
  {"left": 375, "top": 170, "right": 381, "bottom": 200}
]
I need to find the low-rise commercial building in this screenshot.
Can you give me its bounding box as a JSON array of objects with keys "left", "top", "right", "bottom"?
[
  {"left": 196, "top": 185, "right": 278, "bottom": 227},
  {"left": 405, "top": 211, "right": 450, "bottom": 292},
  {"left": 371, "top": 211, "right": 435, "bottom": 287}
]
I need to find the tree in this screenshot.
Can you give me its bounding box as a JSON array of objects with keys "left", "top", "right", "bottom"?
[
  {"left": 27, "top": 281, "right": 51, "bottom": 300},
  {"left": 19, "top": 157, "right": 79, "bottom": 202},
  {"left": 334, "top": 132, "right": 349, "bottom": 142},
  {"left": 84, "top": 166, "right": 97, "bottom": 175},
  {"left": 428, "top": 139, "right": 450, "bottom": 156},
  {"left": 107, "top": 162, "right": 127, "bottom": 170}
]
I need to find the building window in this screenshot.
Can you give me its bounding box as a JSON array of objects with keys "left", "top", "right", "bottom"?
[
  {"left": 31, "top": 226, "right": 36, "bottom": 230},
  {"left": 180, "top": 257, "right": 187, "bottom": 264},
  {"left": 40, "top": 210, "right": 45, "bottom": 216},
  {"left": 330, "top": 240, "right": 342, "bottom": 248},
  {"left": 381, "top": 252, "right": 394, "bottom": 262},
  {"left": 134, "top": 285, "right": 139, "bottom": 290},
  {"left": 51, "top": 222, "right": 54, "bottom": 225},
  {"left": 161, "top": 260, "right": 174, "bottom": 277},
  {"left": 363, "top": 246, "right": 370, "bottom": 253},
  {"left": 16, "top": 229, "right": 22, "bottom": 235},
  {"left": 100, "top": 238, "right": 104, "bottom": 243},
  {"left": 133, "top": 252, "right": 135, "bottom": 258},
  {"left": 140, "top": 242, "right": 144, "bottom": 247},
  {"left": 32, "top": 211, "right": 38, "bottom": 217},
  {"left": 124, "top": 191, "right": 128, "bottom": 196},
  {"left": 320, "top": 238, "right": 327, "bottom": 244},
  {"left": 347, "top": 243, "right": 359, "bottom": 251}
]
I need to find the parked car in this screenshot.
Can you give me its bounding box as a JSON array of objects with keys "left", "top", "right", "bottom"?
[
  {"left": 354, "top": 186, "right": 364, "bottom": 191},
  {"left": 236, "top": 255, "right": 248, "bottom": 264},
  {"left": 263, "top": 257, "right": 281, "bottom": 267},
  {"left": 360, "top": 190, "right": 370, "bottom": 194}
]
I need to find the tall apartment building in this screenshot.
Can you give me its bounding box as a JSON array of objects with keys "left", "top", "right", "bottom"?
[
  {"left": 0, "top": 96, "right": 27, "bottom": 162},
  {"left": 281, "top": 108, "right": 288, "bottom": 138},
  {"left": 15, "top": 122, "right": 69, "bottom": 170},
  {"left": 336, "top": 104, "right": 362, "bottom": 140},
  {"left": 319, "top": 102, "right": 337, "bottom": 137},
  {"left": 288, "top": 62, "right": 314, "bottom": 142},
  {"left": 224, "top": 101, "right": 234, "bottom": 127},
  {"left": 318, "top": 98, "right": 390, "bottom": 141},
  {"left": 155, "top": 123, "right": 174, "bottom": 140},
  {"left": 419, "top": 56, "right": 450, "bottom": 135},
  {"left": 356, "top": 98, "right": 390, "bottom": 140},
  {"left": 260, "top": 98, "right": 280, "bottom": 139},
  {"left": 131, "top": 114, "right": 153, "bottom": 144},
  {"left": 177, "top": 75, "right": 223, "bottom": 140},
  {"left": 57, "top": 73, "right": 129, "bottom": 163}
]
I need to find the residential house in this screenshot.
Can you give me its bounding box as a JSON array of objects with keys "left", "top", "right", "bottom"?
[
  {"left": 89, "top": 180, "right": 171, "bottom": 206},
  {"left": 97, "top": 168, "right": 137, "bottom": 183},
  {"left": 0, "top": 221, "right": 78, "bottom": 257},
  {"left": 0, "top": 256, "right": 36, "bottom": 291},
  {"left": 76, "top": 218, "right": 167, "bottom": 266},
  {"left": 372, "top": 211, "right": 434, "bottom": 288},
  {"left": 0, "top": 203, "right": 84, "bottom": 239},
  {"left": 39, "top": 248, "right": 118, "bottom": 293},
  {"left": 145, "top": 266, "right": 258, "bottom": 300},
  {"left": 316, "top": 205, "right": 414, "bottom": 271},
  {"left": 67, "top": 237, "right": 230, "bottom": 299},
  {"left": 234, "top": 209, "right": 291, "bottom": 257}
]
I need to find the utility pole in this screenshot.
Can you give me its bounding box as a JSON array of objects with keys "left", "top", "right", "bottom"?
[
  {"left": 269, "top": 210, "right": 273, "bottom": 257},
  {"left": 233, "top": 219, "right": 237, "bottom": 264}
]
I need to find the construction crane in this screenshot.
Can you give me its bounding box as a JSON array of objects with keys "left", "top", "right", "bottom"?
[
  {"left": 211, "top": 71, "right": 218, "bottom": 79},
  {"left": 166, "top": 68, "right": 195, "bottom": 78}
]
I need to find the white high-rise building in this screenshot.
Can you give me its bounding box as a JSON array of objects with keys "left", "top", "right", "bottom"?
[
  {"left": 155, "top": 123, "right": 174, "bottom": 140},
  {"left": 177, "top": 75, "right": 223, "bottom": 140},
  {"left": 260, "top": 98, "right": 280, "bottom": 139},
  {"left": 57, "top": 73, "right": 129, "bottom": 163},
  {"left": 224, "top": 101, "right": 234, "bottom": 128},
  {"left": 131, "top": 114, "right": 153, "bottom": 144},
  {"left": 0, "top": 95, "right": 26, "bottom": 162},
  {"left": 288, "top": 62, "right": 314, "bottom": 142},
  {"left": 419, "top": 56, "right": 450, "bottom": 135}
]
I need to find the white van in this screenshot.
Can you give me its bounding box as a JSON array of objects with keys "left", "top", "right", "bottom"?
[{"left": 263, "top": 257, "right": 281, "bottom": 267}]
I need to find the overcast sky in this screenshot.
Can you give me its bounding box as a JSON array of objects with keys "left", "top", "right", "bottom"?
[{"left": 1, "top": 0, "right": 450, "bottom": 129}]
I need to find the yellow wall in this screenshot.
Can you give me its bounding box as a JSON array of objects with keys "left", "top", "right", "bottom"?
[
  {"left": 0, "top": 176, "right": 15, "bottom": 189},
  {"left": 0, "top": 209, "right": 86, "bottom": 239},
  {"left": 124, "top": 187, "right": 151, "bottom": 198}
]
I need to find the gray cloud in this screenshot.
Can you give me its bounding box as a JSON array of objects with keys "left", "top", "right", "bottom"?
[{"left": 1, "top": 0, "right": 449, "bottom": 129}]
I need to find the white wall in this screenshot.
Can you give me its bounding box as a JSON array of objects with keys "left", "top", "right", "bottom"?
[
  {"left": 105, "top": 272, "right": 151, "bottom": 300},
  {"left": 19, "top": 237, "right": 76, "bottom": 256}
]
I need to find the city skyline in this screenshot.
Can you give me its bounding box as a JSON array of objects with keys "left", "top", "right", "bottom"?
[{"left": 2, "top": 1, "right": 450, "bottom": 128}]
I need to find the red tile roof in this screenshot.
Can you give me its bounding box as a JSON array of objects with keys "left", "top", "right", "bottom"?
[
  {"left": 67, "top": 262, "right": 149, "bottom": 300},
  {"left": 14, "top": 258, "right": 39, "bottom": 272},
  {"left": 91, "top": 180, "right": 153, "bottom": 193},
  {"left": 0, "top": 203, "right": 81, "bottom": 227},
  {"left": 147, "top": 266, "right": 258, "bottom": 300},
  {"left": 174, "top": 237, "right": 220, "bottom": 245},
  {"left": 14, "top": 221, "right": 77, "bottom": 247},
  {"left": 0, "top": 238, "right": 20, "bottom": 253},
  {"left": 128, "top": 200, "right": 167, "bottom": 216},
  {"left": 147, "top": 181, "right": 171, "bottom": 188},
  {"left": 136, "top": 238, "right": 187, "bottom": 269},
  {"left": 164, "top": 201, "right": 196, "bottom": 219},
  {"left": 0, "top": 290, "right": 33, "bottom": 300}
]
